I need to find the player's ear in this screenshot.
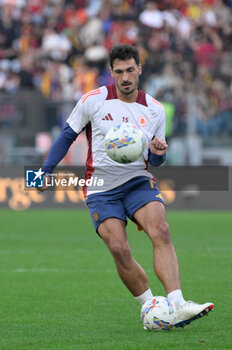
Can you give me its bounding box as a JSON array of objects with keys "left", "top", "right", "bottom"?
[{"left": 138, "top": 64, "right": 142, "bottom": 76}]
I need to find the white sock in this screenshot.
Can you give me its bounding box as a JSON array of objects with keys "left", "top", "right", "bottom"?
[
  {"left": 135, "top": 288, "right": 154, "bottom": 305},
  {"left": 167, "top": 289, "right": 185, "bottom": 308}
]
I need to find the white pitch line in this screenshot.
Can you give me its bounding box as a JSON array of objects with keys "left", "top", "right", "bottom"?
[{"left": 13, "top": 268, "right": 60, "bottom": 273}]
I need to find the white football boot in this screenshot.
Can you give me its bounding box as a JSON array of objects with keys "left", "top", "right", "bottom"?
[{"left": 174, "top": 300, "right": 214, "bottom": 328}]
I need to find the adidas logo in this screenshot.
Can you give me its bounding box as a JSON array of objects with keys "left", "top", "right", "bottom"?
[{"left": 102, "top": 113, "right": 113, "bottom": 121}]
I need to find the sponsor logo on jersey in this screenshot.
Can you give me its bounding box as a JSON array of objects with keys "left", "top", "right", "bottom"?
[
  {"left": 102, "top": 113, "right": 113, "bottom": 121},
  {"left": 138, "top": 116, "right": 148, "bottom": 126}
]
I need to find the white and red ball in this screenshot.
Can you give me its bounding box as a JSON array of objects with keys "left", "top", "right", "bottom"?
[
  {"left": 141, "top": 296, "right": 177, "bottom": 331},
  {"left": 104, "top": 123, "right": 145, "bottom": 164}
]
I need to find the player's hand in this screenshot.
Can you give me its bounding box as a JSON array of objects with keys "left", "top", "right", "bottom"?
[
  {"left": 149, "top": 137, "right": 168, "bottom": 155},
  {"left": 36, "top": 174, "right": 51, "bottom": 192}
]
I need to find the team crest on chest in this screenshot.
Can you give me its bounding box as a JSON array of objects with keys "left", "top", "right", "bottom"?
[{"left": 137, "top": 116, "right": 148, "bottom": 127}]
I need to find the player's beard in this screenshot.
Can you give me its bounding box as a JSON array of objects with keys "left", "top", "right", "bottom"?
[{"left": 119, "top": 84, "right": 137, "bottom": 96}]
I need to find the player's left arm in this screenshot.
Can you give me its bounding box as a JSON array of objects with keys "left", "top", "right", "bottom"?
[
  {"left": 149, "top": 137, "right": 168, "bottom": 156},
  {"left": 148, "top": 105, "right": 167, "bottom": 166}
]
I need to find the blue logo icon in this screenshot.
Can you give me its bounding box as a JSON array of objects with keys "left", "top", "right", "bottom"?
[{"left": 26, "top": 168, "right": 44, "bottom": 188}]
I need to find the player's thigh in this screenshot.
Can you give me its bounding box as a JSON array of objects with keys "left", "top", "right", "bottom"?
[
  {"left": 123, "top": 177, "right": 166, "bottom": 232},
  {"left": 98, "top": 217, "right": 127, "bottom": 245},
  {"left": 133, "top": 201, "right": 170, "bottom": 242}
]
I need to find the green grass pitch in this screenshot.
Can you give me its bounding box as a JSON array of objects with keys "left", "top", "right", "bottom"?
[{"left": 0, "top": 210, "right": 231, "bottom": 350}]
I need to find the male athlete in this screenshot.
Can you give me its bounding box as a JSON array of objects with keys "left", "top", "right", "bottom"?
[{"left": 41, "top": 45, "right": 214, "bottom": 328}]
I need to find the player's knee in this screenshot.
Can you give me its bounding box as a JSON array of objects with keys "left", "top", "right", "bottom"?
[
  {"left": 109, "top": 242, "right": 132, "bottom": 267},
  {"left": 148, "top": 220, "right": 171, "bottom": 245},
  {"left": 159, "top": 221, "right": 171, "bottom": 241}
]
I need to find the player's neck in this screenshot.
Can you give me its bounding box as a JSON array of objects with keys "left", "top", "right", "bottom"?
[{"left": 116, "top": 87, "right": 138, "bottom": 103}]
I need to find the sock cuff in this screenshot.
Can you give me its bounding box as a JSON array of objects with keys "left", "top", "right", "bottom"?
[
  {"left": 135, "top": 288, "right": 153, "bottom": 305},
  {"left": 167, "top": 289, "right": 185, "bottom": 307}
]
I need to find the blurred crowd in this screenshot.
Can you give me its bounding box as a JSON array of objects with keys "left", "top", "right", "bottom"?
[{"left": 0, "top": 0, "right": 232, "bottom": 138}]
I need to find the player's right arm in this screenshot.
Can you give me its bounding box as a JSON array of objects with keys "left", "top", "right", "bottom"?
[
  {"left": 37, "top": 123, "right": 78, "bottom": 192},
  {"left": 43, "top": 123, "right": 78, "bottom": 174},
  {"left": 38, "top": 95, "right": 91, "bottom": 191}
]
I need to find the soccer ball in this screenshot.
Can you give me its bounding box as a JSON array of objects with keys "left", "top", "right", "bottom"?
[
  {"left": 141, "top": 296, "right": 177, "bottom": 331},
  {"left": 104, "top": 123, "right": 145, "bottom": 164}
]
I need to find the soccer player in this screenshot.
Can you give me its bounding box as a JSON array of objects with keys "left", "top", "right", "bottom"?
[{"left": 41, "top": 44, "right": 214, "bottom": 328}]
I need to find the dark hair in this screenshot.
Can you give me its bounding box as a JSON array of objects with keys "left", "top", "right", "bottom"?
[{"left": 109, "top": 44, "right": 140, "bottom": 68}]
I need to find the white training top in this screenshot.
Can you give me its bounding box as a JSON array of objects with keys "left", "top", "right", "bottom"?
[{"left": 67, "top": 84, "right": 166, "bottom": 196}]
